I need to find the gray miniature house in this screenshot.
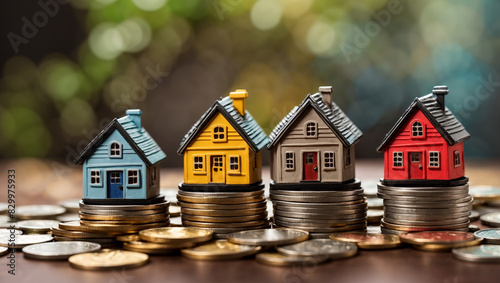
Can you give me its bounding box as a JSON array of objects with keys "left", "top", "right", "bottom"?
[
  {"left": 74, "top": 109, "right": 166, "bottom": 204},
  {"left": 268, "top": 86, "right": 363, "bottom": 188}
]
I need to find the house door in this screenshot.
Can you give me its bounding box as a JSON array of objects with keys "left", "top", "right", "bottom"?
[
  {"left": 409, "top": 152, "right": 424, "bottom": 179},
  {"left": 108, "top": 171, "right": 123, "bottom": 198},
  {"left": 303, "top": 152, "right": 318, "bottom": 181},
  {"left": 210, "top": 155, "right": 225, "bottom": 183}
]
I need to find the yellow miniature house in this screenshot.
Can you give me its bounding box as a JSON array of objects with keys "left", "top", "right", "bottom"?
[{"left": 178, "top": 90, "right": 269, "bottom": 191}]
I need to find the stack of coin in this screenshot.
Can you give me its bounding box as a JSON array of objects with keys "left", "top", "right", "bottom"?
[
  {"left": 119, "top": 227, "right": 213, "bottom": 254},
  {"left": 52, "top": 221, "right": 123, "bottom": 247},
  {"left": 270, "top": 189, "right": 367, "bottom": 237},
  {"left": 177, "top": 189, "right": 268, "bottom": 236},
  {"left": 378, "top": 183, "right": 472, "bottom": 234}
]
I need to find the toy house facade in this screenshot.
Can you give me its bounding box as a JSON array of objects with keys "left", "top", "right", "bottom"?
[
  {"left": 178, "top": 89, "right": 269, "bottom": 189},
  {"left": 377, "top": 86, "right": 470, "bottom": 185},
  {"left": 268, "top": 86, "right": 363, "bottom": 185},
  {"left": 74, "top": 109, "right": 166, "bottom": 203}
]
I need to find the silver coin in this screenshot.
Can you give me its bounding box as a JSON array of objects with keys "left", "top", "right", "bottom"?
[
  {"left": 273, "top": 205, "right": 366, "bottom": 215},
  {"left": 469, "top": 186, "right": 500, "bottom": 201},
  {"left": 383, "top": 211, "right": 471, "bottom": 221},
  {"left": 0, "top": 246, "right": 8, "bottom": 256},
  {"left": 227, "top": 228, "right": 309, "bottom": 246},
  {"left": 383, "top": 206, "right": 471, "bottom": 215},
  {"left": 272, "top": 200, "right": 367, "bottom": 210},
  {"left": 367, "top": 226, "right": 382, "bottom": 234},
  {"left": 79, "top": 208, "right": 167, "bottom": 216},
  {"left": 362, "top": 180, "right": 379, "bottom": 197},
  {"left": 271, "top": 189, "right": 364, "bottom": 197},
  {"left": 274, "top": 215, "right": 366, "bottom": 225},
  {"left": 452, "top": 245, "right": 500, "bottom": 262},
  {"left": 469, "top": 210, "right": 480, "bottom": 222},
  {"left": 160, "top": 188, "right": 179, "bottom": 203},
  {"left": 274, "top": 210, "right": 366, "bottom": 220},
  {"left": 367, "top": 198, "right": 383, "bottom": 209},
  {"left": 178, "top": 200, "right": 266, "bottom": 210},
  {"left": 23, "top": 241, "right": 101, "bottom": 260},
  {"left": 79, "top": 200, "right": 169, "bottom": 211},
  {"left": 58, "top": 199, "right": 81, "bottom": 213},
  {"left": 469, "top": 225, "right": 480, "bottom": 233},
  {"left": 277, "top": 239, "right": 357, "bottom": 259},
  {"left": 56, "top": 214, "right": 80, "bottom": 222},
  {"left": 474, "top": 229, "right": 500, "bottom": 244},
  {"left": 169, "top": 217, "right": 182, "bottom": 227},
  {"left": 480, "top": 212, "right": 500, "bottom": 227},
  {"left": 377, "top": 184, "right": 469, "bottom": 196},
  {"left": 0, "top": 234, "right": 53, "bottom": 249},
  {"left": 377, "top": 193, "right": 469, "bottom": 201},
  {"left": 380, "top": 227, "right": 406, "bottom": 235},
  {"left": 275, "top": 222, "right": 366, "bottom": 233},
  {"left": 270, "top": 194, "right": 363, "bottom": 203},
  {"left": 17, "top": 220, "right": 60, "bottom": 233},
  {"left": 0, "top": 229, "right": 22, "bottom": 236},
  {"left": 382, "top": 216, "right": 470, "bottom": 226},
  {"left": 16, "top": 205, "right": 66, "bottom": 220},
  {"left": 206, "top": 226, "right": 269, "bottom": 235},
  {"left": 178, "top": 190, "right": 263, "bottom": 198},
  {"left": 0, "top": 215, "right": 14, "bottom": 229},
  {"left": 367, "top": 210, "right": 384, "bottom": 224},
  {"left": 0, "top": 203, "right": 8, "bottom": 214},
  {"left": 383, "top": 198, "right": 472, "bottom": 209}
]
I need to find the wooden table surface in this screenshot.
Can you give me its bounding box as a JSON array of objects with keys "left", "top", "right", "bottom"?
[{"left": 1, "top": 159, "right": 499, "bottom": 283}]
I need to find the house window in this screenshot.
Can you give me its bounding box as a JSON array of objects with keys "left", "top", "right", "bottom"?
[
  {"left": 393, "top": 152, "right": 403, "bottom": 167},
  {"left": 306, "top": 153, "right": 314, "bottom": 164},
  {"left": 90, "top": 170, "right": 101, "bottom": 186},
  {"left": 110, "top": 142, "right": 122, "bottom": 158},
  {"left": 285, "top": 152, "right": 295, "bottom": 171},
  {"left": 128, "top": 169, "right": 139, "bottom": 186},
  {"left": 305, "top": 122, "right": 317, "bottom": 138},
  {"left": 212, "top": 126, "right": 227, "bottom": 142},
  {"left": 324, "top": 152, "right": 335, "bottom": 170},
  {"left": 429, "top": 151, "right": 440, "bottom": 168},
  {"left": 345, "top": 148, "right": 351, "bottom": 167},
  {"left": 411, "top": 153, "right": 420, "bottom": 163},
  {"left": 454, "top": 151, "right": 461, "bottom": 167},
  {"left": 412, "top": 121, "right": 424, "bottom": 137},
  {"left": 110, "top": 172, "right": 121, "bottom": 184},
  {"left": 229, "top": 156, "right": 240, "bottom": 173},
  {"left": 193, "top": 155, "right": 205, "bottom": 172}
]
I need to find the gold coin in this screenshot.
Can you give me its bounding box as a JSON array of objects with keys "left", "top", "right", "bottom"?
[
  {"left": 178, "top": 200, "right": 266, "bottom": 210},
  {"left": 0, "top": 247, "right": 8, "bottom": 256},
  {"left": 73, "top": 221, "right": 170, "bottom": 234},
  {"left": 116, "top": 234, "right": 140, "bottom": 242},
  {"left": 54, "top": 236, "right": 120, "bottom": 245},
  {"left": 182, "top": 219, "right": 268, "bottom": 228},
  {"left": 413, "top": 239, "right": 483, "bottom": 252},
  {"left": 181, "top": 213, "right": 267, "bottom": 223},
  {"left": 255, "top": 252, "right": 328, "bottom": 266},
  {"left": 169, "top": 206, "right": 181, "bottom": 217},
  {"left": 125, "top": 240, "right": 196, "bottom": 250},
  {"left": 79, "top": 212, "right": 169, "bottom": 221},
  {"left": 80, "top": 214, "right": 169, "bottom": 225},
  {"left": 51, "top": 227, "right": 117, "bottom": 239},
  {"left": 181, "top": 240, "right": 261, "bottom": 260},
  {"left": 69, "top": 249, "right": 149, "bottom": 270},
  {"left": 180, "top": 207, "right": 266, "bottom": 217},
  {"left": 178, "top": 190, "right": 263, "bottom": 197},
  {"left": 177, "top": 194, "right": 264, "bottom": 204},
  {"left": 79, "top": 208, "right": 167, "bottom": 216},
  {"left": 139, "top": 227, "right": 213, "bottom": 244},
  {"left": 79, "top": 201, "right": 169, "bottom": 211},
  {"left": 329, "top": 232, "right": 402, "bottom": 250}
]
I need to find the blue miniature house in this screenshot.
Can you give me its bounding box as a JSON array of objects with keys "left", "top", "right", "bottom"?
[{"left": 74, "top": 109, "right": 166, "bottom": 204}]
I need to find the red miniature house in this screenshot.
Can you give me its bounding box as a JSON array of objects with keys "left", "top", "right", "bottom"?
[{"left": 377, "top": 86, "right": 470, "bottom": 186}]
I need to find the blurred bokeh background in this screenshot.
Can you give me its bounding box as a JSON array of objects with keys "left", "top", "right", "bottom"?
[{"left": 1, "top": 0, "right": 499, "bottom": 169}]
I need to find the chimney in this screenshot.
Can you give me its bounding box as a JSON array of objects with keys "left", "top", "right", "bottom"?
[
  {"left": 229, "top": 89, "right": 248, "bottom": 116},
  {"left": 319, "top": 86, "right": 333, "bottom": 108},
  {"left": 126, "top": 109, "right": 142, "bottom": 130},
  {"left": 432, "top": 85, "right": 449, "bottom": 110}
]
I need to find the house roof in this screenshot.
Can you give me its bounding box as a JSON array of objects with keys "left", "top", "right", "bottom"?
[
  {"left": 74, "top": 116, "right": 166, "bottom": 166},
  {"left": 177, "top": 96, "right": 270, "bottom": 154},
  {"left": 377, "top": 93, "right": 470, "bottom": 151},
  {"left": 268, "top": 92, "right": 363, "bottom": 148}
]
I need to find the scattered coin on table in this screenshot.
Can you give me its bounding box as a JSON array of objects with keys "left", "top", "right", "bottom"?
[
  {"left": 277, "top": 239, "right": 358, "bottom": 260},
  {"left": 400, "top": 231, "right": 482, "bottom": 251},
  {"left": 181, "top": 240, "right": 261, "bottom": 260},
  {"left": 256, "top": 252, "right": 329, "bottom": 266},
  {"left": 452, "top": 245, "right": 500, "bottom": 263},
  {"left": 139, "top": 227, "right": 213, "bottom": 244},
  {"left": 227, "top": 228, "right": 309, "bottom": 247},
  {"left": 16, "top": 220, "right": 60, "bottom": 234},
  {"left": 16, "top": 205, "right": 66, "bottom": 220},
  {"left": 56, "top": 214, "right": 80, "bottom": 222},
  {"left": 469, "top": 210, "right": 480, "bottom": 222},
  {"left": 58, "top": 199, "right": 81, "bottom": 213},
  {"left": 329, "top": 232, "right": 402, "bottom": 249},
  {"left": 68, "top": 249, "right": 149, "bottom": 270},
  {"left": 469, "top": 186, "right": 500, "bottom": 202},
  {"left": 0, "top": 234, "right": 53, "bottom": 249},
  {"left": 480, "top": 212, "right": 500, "bottom": 227},
  {"left": 22, "top": 241, "right": 101, "bottom": 260},
  {"left": 474, "top": 229, "right": 500, "bottom": 244}
]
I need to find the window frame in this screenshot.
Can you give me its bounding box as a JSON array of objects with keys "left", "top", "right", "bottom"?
[
  {"left": 429, "top": 151, "right": 440, "bottom": 169},
  {"left": 193, "top": 155, "right": 206, "bottom": 174},
  {"left": 89, "top": 169, "right": 102, "bottom": 186},
  {"left": 323, "top": 151, "right": 336, "bottom": 171},
  {"left": 212, "top": 125, "right": 228, "bottom": 142},
  {"left": 304, "top": 121, "right": 318, "bottom": 138},
  {"left": 345, "top": 148, "right": 352, "bottom": 168},
  {"left": 284, "top": 151, "right": 295, "bottom": 171},
  {"left": 411, "top": 120, "right": 426, "bottom": 139},
  {"left": 109, "top": 141, "right": 122, "bottom": 158},
  {"left": 127, "top": 169, "right": 140, "bottom": 187},
  {"left": 454, "top": 151, "right": 461, "bottom": 168},
  {"left": 228, "top": 155, "right": 241, "bottom": 174},
  {"left": 392, "top": 151, "right": 404, "bottom": 169}
]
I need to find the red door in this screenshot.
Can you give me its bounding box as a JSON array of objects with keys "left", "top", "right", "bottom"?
[
  {"left": 303, "top": 152, "right": 318, "bottom": 181},
  {"left": 409, "top": 152, "right": 424, "bottom": 179}
]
